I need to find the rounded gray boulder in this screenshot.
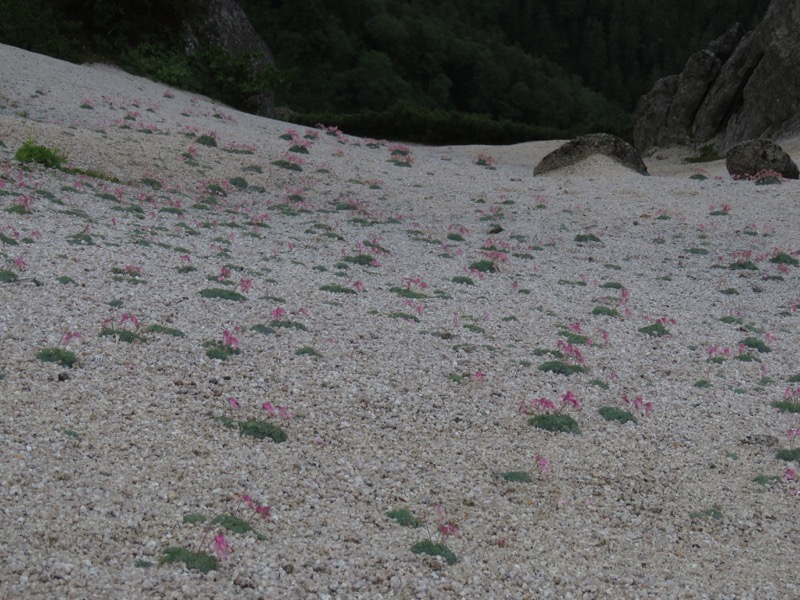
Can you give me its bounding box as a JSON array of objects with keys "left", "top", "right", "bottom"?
[
  {"left": 725, "top": 139, "right": 799, "bottom": 179},
  {"left": 533, "top": 133, "right": 648, "bottom": 176}
]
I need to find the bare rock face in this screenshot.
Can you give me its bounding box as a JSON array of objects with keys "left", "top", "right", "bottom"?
[
  {"left": 635, "top": 0, "right": 800, "bottom": 155},
  {"left": 182, "top": 0, "right": 275, "bottom": 115},
  {"left": 725, "top": 139, "right": 800, "bottom": 179},
  {"left": 533, "top": 133, "right": 648, "bottom": 176}
]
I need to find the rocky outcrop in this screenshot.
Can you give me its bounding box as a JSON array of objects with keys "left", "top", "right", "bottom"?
[
  {"left": 182, "top": 0, "right": 275, "bottom": 115},
  {"left": 725, "top": 139, "right": 800, "bottom": 179},
  {"left": 635, "top": 0, "right": 800, "bottom": 155},
  {"left": 533, "top": 133, "right": 648, "bottom": 176}
]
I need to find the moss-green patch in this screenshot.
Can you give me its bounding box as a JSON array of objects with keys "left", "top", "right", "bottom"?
[
  {"left": 599, "top": 281, "right": 623, "bottom": 289},
  {"left": 729, "top": 261, "right": 758, "bottom": 271},
  {"left": 182, "top": 513, "right": 207, "bottom": 525},
  {"left": 498, "top": 470, "right": 531, "bottom": 483},
  {"left": 529, "top": 413, "right": 581, "bottom": 434},
  {"left": 469, "top": 259, "right": 497, "bottom": 273},
  {"left": 386, "top": 509, "right": 422, "bottom": 528},
  {"left": 160, "top": 547, "right": 217, "bottom": 573},
  {"left": 740, "top": 337, "right": 771, "bottom": 353},
  {"left": 686, "top": 247, "right": 709, "bottom": 255},
  {"left": 537, "top": 361, "right": 587, "bottom": 376},
  {"left": 694, "top": 379, "right": 712, "bottom": 388},
  {"left": 753, "top": 475, "right": 781, "bottom": 487},
  {"left": 452, "top": 276, "right": 474, "bottom": 285},
  {"left": 771, "top": 401, "right": 800, "bottom": 414},
  {"left": 770, "top": 252, "right": 799, "bottom": 266},
  {"left": 342, "top": 254, "right": 375, "bottom": 266},
  {"left": 238, "top": 419, "right": 288, "bottom": 443},
  {"left": 36, "top": 347, "right": 77, "bottom": 368},
  {"left": 389, "top": 286, "right": 427, "bottom": 299},
  {"left": 145, "top": 324, "right": 185, "bottom": 337},
  {"left": 638, "top": 323, "right": 669, "bottom": 337},
  {"left": 557, "top": 279, "right": 586, "bottom": 286},
  {"left": 463, "top": 324, "right": 485, "bottom": 334},
  {"left": 776, "top": 448, "right": 800, "bottom": 462},
  {"left": 213, "top": 514, "right": 266, "bottom": 540},
  {"left": 574, "top": 233, "right": 601, "bottom": 243},
  {"left": 320, "top": 284, "right": 356, "bottom": 294},
  {"left": 598, "top": 406, "right": 637, "bottom": 424},
  {"left": 591, "top": 306, "right": 619, "bottom": 317},
  {"left": 15, "top": 140, "right": 66, "bottom": 168},
  {"left": 271, "top": 320, "right": 308, "bottom": 331},
  {"left": 410, "top": 540, "right": 457, "bottom": 565},
  {"left": 68, "top": 232, "right": 95, "bottom": 245},
  {"left": 0, "top": 269, "right": 19, "bottom": 282},
  {"left": 199, "top": 288, "right": 246, "bottom": 301},
  {"left": 589, "top": 379, "right": 609, "bottom": 389},
  {"left": 295, "top": 346, "right": 322, "bottom": 357},
  {"left": 56, "top": 275, "right": 76, "bottom": 285},
  {"left": 388, "top": 312, "right": 420, "bottom": 322},
  {"left": 719, "top": 315, "right": 743, "bottom": 325}
]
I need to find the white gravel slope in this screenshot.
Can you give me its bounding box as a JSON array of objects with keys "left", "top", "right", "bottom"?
[{"left": 1, "top": 43, "right": 800, "bottom": 599}]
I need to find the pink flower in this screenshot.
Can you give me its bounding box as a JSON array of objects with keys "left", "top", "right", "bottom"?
[
  {"left": 255, "top": 504, "right": 272, "bottom": 520},
  {"left": 180, "top": 254, "right": 191, "bottom": 264},
  {"left": 354, "top": 280, "right": 365, "bottom": 292},
  {"left": 474, "top": 370, "right": 486, "bottom": 382},
  {"left": 222, "top": 329, "right": 238, "bottom": 349},
  {"left": 535, "top": 397, "right": 557, "bottom": 413},
  {"left": 569, "top": 321, "right": 582, "bottom": 333},
  {"left": 262, "top": 402, "right": 276, "bottom": 416},
  {"left": 561, "top": 390, "right": 581, "bottom": 411},
  {"left": 238, "top": 278, "right": 253, "bottom": 294},
  {"left": 213, "top": 533, "right": 232, "bottom": 561},
  {"left": 227, "top": 397, "right": 240, "bottom": 410},
  {"left": 271, "top": 306, "right": 286, "bottom": 321},
  {"left": 784, "top": 468, "right": 798, "bottom": 481},
  {"left": 535, "top": 454, "right": 551, "bottom": 479},
  {"left": 242, "top": 494, "right": 255, "bottom": 509},
  {"left": 277, "top": 405, "right": 292, "bottom": 421},
  {"left": 13, "top": 256, "right": 26, "bottom": 271}
]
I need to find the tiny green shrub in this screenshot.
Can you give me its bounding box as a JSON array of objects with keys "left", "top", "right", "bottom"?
[
  {"left": 638, "top": 323, "right": 669, "bottom": 337},
  {"left": 386, "top": 509, "right": 422, "bottom": 528},
  {"left": 145, "top": 324, "right": 185, "bottom": 337},
  {"left": 199, "top": 288, "right": 246, "bottom": 301},
  {"left": 469, "top": 259, "right": 497, "bottom": 273},
  {"left": 204, "top": 342, "right": 240, "bottom": 361},
  {"left": 574, "top": 233, "right": 601, "bottom": 243},
  {"left": 160, "top": 547, "right": 217, "bottom": 573},
  {"left": 251, "top": 324, "right": 276, "bottom": 335},
  {"left": 694, "top": 380, "right": 712, "bottom": 388},
  {"left": 498, "top": 470, "right": 531, "bottom": 483},
  {"left": 770, "top": 252, "right": 799, "bottom": 266},
  {"left": 238, "top": 419, "right": 288, "bottom": 443},
  {"left": 196, "top": 134, "right": 217, "bottom": 147},
  {"left": 99, "top": 328, "right": 147, "bottom": 344},
  {"left": 213, "top": 514, "right": 266, "bottom": 540},
  {"left": 452, "top": 276, "right": 474, "bottom": 285},
  {"left": 410, "top": 540, "right": 458, "bottom": 565},
  {"left": 15, "top": 140, "right": 66, "bottom": 168},
  {"left": 537, "top": 361, "right": 587, "bottom": 376},
  {"left": 598, "top": 406, "right": 637, "bottom": 424},
  {"left": 740, "top": 337, "right": 771, "bottom": 353},
  {"left": 0, "top": 270, "right": 19, "bottom": 283},
  {"left": 36, "top": 347, "right": 77, "bottom": 368},
  {"left": 320, "top": 284, "right": 356, "bottom": 294},
  {"left": 592, "top": 306, "right": 619, "bottom": 317},
  {"left": 529, "top": 413, "right": 581, "bottom": 434},
  {"left": 295, "top": 346, "right": 322, "bottom": 357},
  {"left": 389, "top": 286, "right": 427, "bottom": 299}
]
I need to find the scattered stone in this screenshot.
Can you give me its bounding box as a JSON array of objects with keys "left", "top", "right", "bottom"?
[
  {"left": 725, "top": 139, "right": 799, "bottom": 179},
  {"left": 533, "top": 133, "right": 648, "bottom": 176}
]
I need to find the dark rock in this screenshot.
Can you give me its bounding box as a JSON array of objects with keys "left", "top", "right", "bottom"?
[
  {"left": 533, "top": 133, "right": 648, "bottom": 176},
  {"left": 181, "top": 0, "right": 275, "bottom": 115},
  {"left": 635, "top": 0, "right": 800, "bottom": 154},
  {"left": 58, "top": 372, "right": 70, "bottom": 382},
  {"left": 725, "top": 139, "right": 800, "bottom": 179}
]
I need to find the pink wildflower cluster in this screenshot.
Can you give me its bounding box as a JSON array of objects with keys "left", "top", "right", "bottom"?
[
  {"left": 474, "top": 153, "right": 496, "bottom": 168},
  {"left": 557, "top": 339, "right": 586, "bottom": 366},
  {"left": 434, "top": 504, "right": 461, "bottom": 544},
  {"left": 222, "top": 327, "right": 239, "bottom": 349},
  {"left": 518, "top": 390, "right": 582, "bottom": 415},
  {"left": 622, "top": 393, "right": 653, "bottom": 416}
]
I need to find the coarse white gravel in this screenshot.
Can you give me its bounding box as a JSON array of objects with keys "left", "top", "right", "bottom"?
[{"left": 1, "top": 43, "right": 800, "bottom": 599}]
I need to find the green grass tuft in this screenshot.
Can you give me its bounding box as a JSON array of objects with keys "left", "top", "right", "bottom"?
[
  {"left": 638, "top": 323, "right": 669, "bottom": 337},
  {"left": 410, "top": 540, "right": 458, "bottom": 564},
  {"left": 36, "top": 347, "right": 77, "bottom": 367},
  {"left": 145, "top": 324, "right": 185, "bottom": 337},
  {"left": 529, "top": 413, "right": 581, "bottom": 434},
  {"left": 320, "top": 284, "right": 356, "bottom": 294},
  {"left": 295, "top": 346, "right": 322, "bottom": 357},
  {"left": 452, "top": 276, "right": 474, "bottom": 285},
  {"left": 386, "top": 509, "right": 422, "bottom": 528},
  {"left": 591, "top": 306, "right": 619, "bottom": 317},
  {"left": 160, "top": 547, "right": 217, "bottom": 573},
  {"left": 238, "top": 419, "right": 288, "bottom": 442},
  {"left": 537, "top": 360, "right": 587, "bottom": 376},
  {"left": 15, "top": 140, "right": 66, "bottom": 168},
  {"left": 498, "top": 470, "right": 531, "bottom": 483},
  {"left": 740, "top": 337, "right": 771, "bottom": 353},
  {"left": 199, "top": 288, "right": 247, "bottom": 301},
  {"left": 598, "top": 406, "right": 637, "bottom": 424}
]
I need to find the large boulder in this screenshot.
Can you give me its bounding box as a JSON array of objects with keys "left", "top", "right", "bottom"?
[
  {"left": 533, "top": 133, "right": 648, "bottom": 176},
  {"left": 181, "top": 0, "right": 276, "bottom": 115},
  {"left": 725, "top": 139, "right": 800, "bottom": 179},
  {"left": 635, "top": 0, "right": 800, "bottom": 155}
]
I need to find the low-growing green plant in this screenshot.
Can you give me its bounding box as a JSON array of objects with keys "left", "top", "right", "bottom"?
[
  {"left": 469, "top": 259, "right": 497, "bottom": 273},
  {"left": 36, "top": 347, "right": 77, "bottom": 368},
  {"left": 199, "top": 288, "right": 247, "bottom": 301},
  {"left": 196, "top": 134, "right": 217, "bottom": 147},
  {"left": 452, "top": 276, "right": 474, "bottom": 285},
  {"left": 537, "top": 361, "right": 587, "bottom": 376},
  {"left": 574, "top": 233, "right": 601, "bottom": 243},
  {"left": 251, "top": 324, "right": 276, "bottom": 335},
  {"left": 145, "top": 324, "right": 185, "bottom": 337},
  {"left": 740, "top": 337, "right": 771, "bottom": 353},
  {"left": 0, "top": 269, "right": 19, "bottom": 283},
  {"left": 591, "top": 306, "right": 619, "bottom": 317},
  {"left": 386, "top": 509, "right": 422, "bottom": 528},
  {"left": 238, "top": 419, "right": 288, "bottom": 442},
  {"left": 295, "top": 346, "right": 322, "bottom": 357},
  {"left": 15, "top": 140, "right": 66, "bottom": 168},
  {"left": 598, "top": 406, "right": 637, "bottom": 424},
  {"left": 497, "top": 470, "right": 531, "bottom": 483},
  {"left": 160, "top": 547, "right": 218, "bottom": 573},
  {"left": 529, "top": 413, "right": 581, "bottom": 434},
  {"left": 389, "top": 286, "right": 427, "bottom": 299},
  {"left": 638, "top": 322, "right": 669, "bottom": 337},
  {"left": 320, "top": 283, "right": 356, "bottom": 294},
  {"left": 410, "top": 540, "right": 458, "bottom": 564},
  {"left": 100, "top": 327, "right": 147, "bottom": 344}
]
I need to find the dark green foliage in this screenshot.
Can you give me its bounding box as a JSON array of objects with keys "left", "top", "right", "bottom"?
[
  {"left": 598, "top": 406, "right": 637, "bottom": 424},
  {"left": 295, "top": 346, "right": 322, "bottom": 357},
  {"left": 182, "top": 513, "right": 206, "bottom": 525},
  {"left": 589, "top": 379, "right": 609, "bottom": 389},
  {"left": 238, "top": 419, "right": 288, "bottom": 443},
  {"left": 271, "top": 320, "right": 307, "bottom": 331},
  {"left": 56, "top": 276, "right": 75, "bottom": 285},
  {"left": 789, "top": 374, "right": 800, "bottom": 383},
  {"left": 729, "top": 261, "right": 758, "bottom": 271},
  {"left": 199, "top": 288, "right": 246, "bottom": 301},
  {"left": 574, "top": 233, "right": 601, "bottom": 243},
  {"left": 777, "top": 448, "right": 800, "bottom": 462},
  {"left": 771, "top": 401, "right": 800, "bottom": 414},
  {"left": 213, "top": 514, "right": 266, "bottom": 540},
  {"left": 15, "top": 140, "right": 66, "bottom": 168},
  {"left": 694, "top": 380, "right": 712, "bottom": 388},
  {"left": 342, "top": 254, "right": 375, "bottom": 266},
  {"left": 592, "top": 306, "right": 619, "bottom": 317},
  {"left": 390, "top": 286, "right": 427, "bottom": 299},
  {"left": 68, "top": 233, "right": 94, "bottom": 245},
  {"left": 388, "top": 312, "right": 420, "bottom": 322},
  {"left": 689, "top": 507, "right": 723, "bottom": 520},
  {"left": 410, "top": 540, "right": 457, "bottom": 565},
  {"left": 599, "top": 281, "right": 623, "bottom": 289},
  {"left": 452, "top": 276, "right": 474, "bottom": 285},
  {"left": 537, "top": 361, "right": 587, "bottom": 376},
  {"left": 638, "top": 323, "right": 669, "bottom": 337},
  {"left": 160, "top": 547, "right": 217, "bottom": 574},
  {"left": 740, "top": 337, "right": 771, "bottom": 353},
  {"left": 145, "top": 324, "right": 185, "bottom": 337},
  {"left": 99, "top": 328, "right": 147, "bottom": 344},
  {"left": 529, "top": 413, "right": 581, "bottom": 434},
  {"left": 770, "top": 252, "right": 799, "bottom": 266},
  {"left": 386, "top": 509, "right": 422, "bottom": 528},
  {"left": 469, "top": 260, "right": 497, "bottom": 273},
  {"left": 205, "top": 342, "right": 240, "bottom": 361},
  {"left": 0, "top": 269, "right": 19, "bottom": 283},
  {"left": 686, "top": 248, "right": 709, "bottom": 255},
  {"left": 498, "top": 470, "right": 531, "bottom": 483},
  {"left": 36, "top": 347, "right": 77, "bottom": 367},
  {"left": 320, "top": 284, "right": 356, "bottom": 294},
  {"left": 753, "top": 475, "right": 780, "bottom": 486},
  {"left": 251, "top": 324, "right": 275, "bottom": 335}
]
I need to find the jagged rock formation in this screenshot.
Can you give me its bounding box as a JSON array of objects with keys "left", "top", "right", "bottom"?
[
  {"left": 634, "top": 0, "right": 800, "bottom": 155},
  {"left": 181, "top": 0, "right": 275, "bottom": 115},
  {"left": 533, "top": 133, "right": 648, "bottom": 176},
  {"left": 725, "top": 139, "right": 800, "bottom": 179}
]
